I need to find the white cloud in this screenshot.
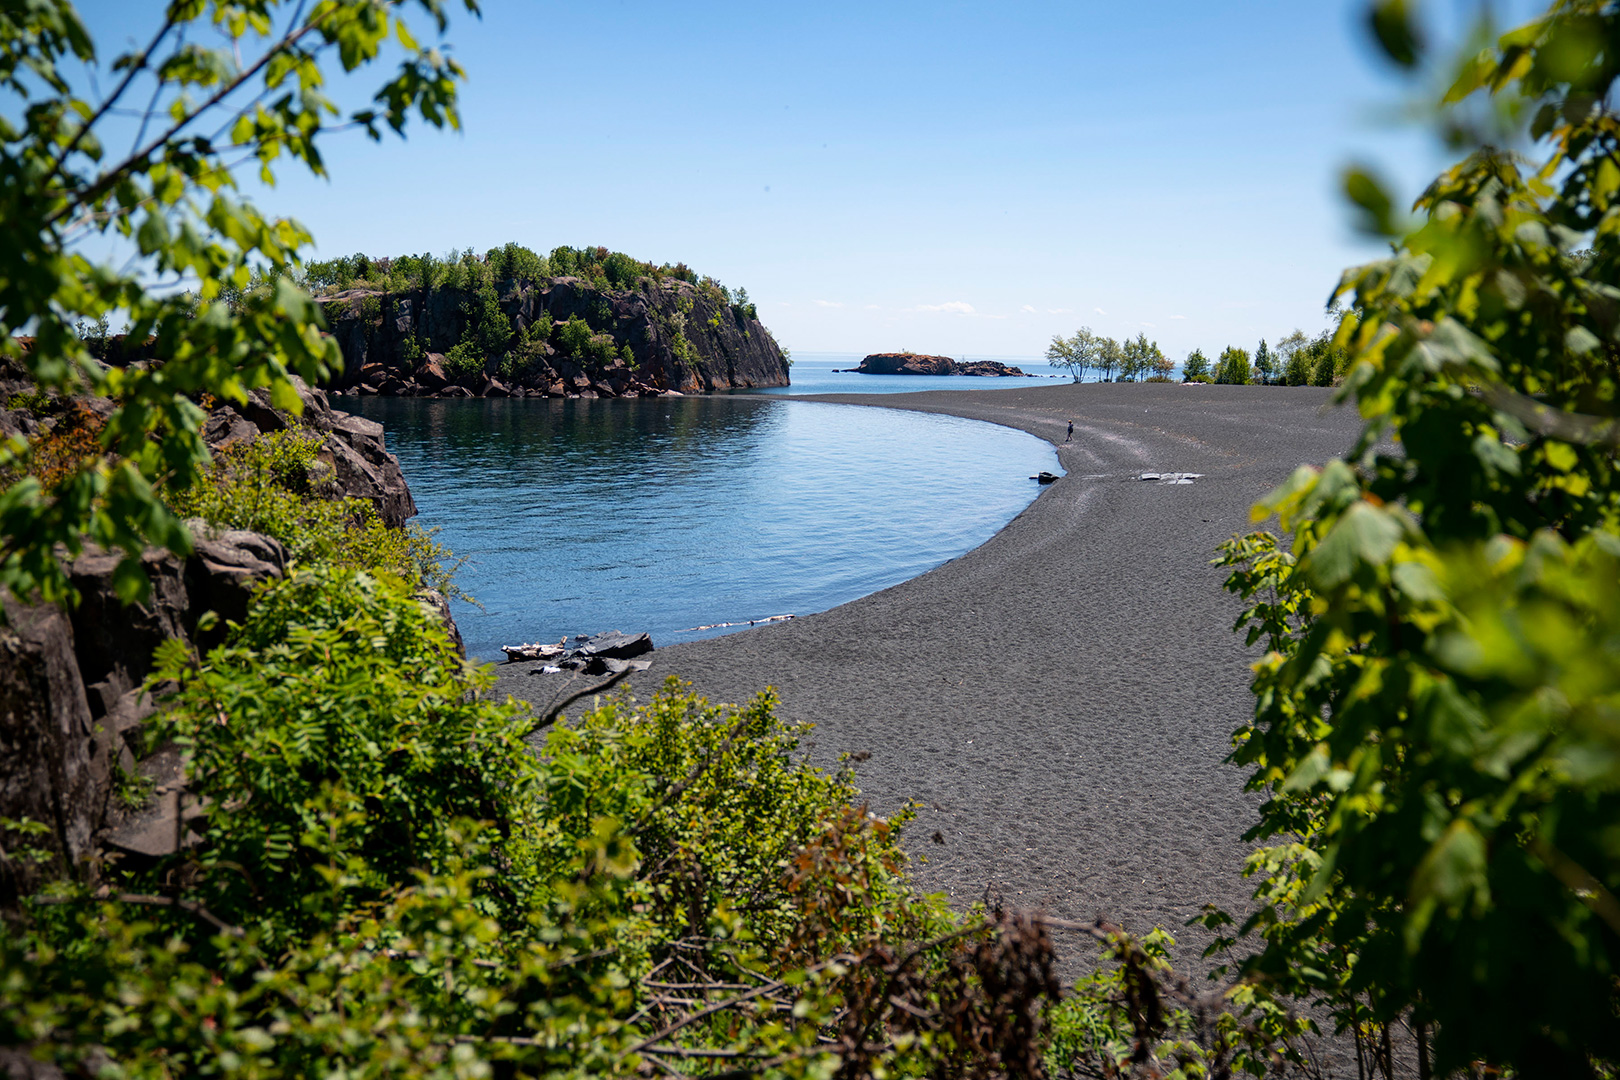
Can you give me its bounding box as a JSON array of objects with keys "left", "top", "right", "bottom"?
[
  {"left": 1020, "top": 304, "right": 1037, "bottom": 313},
  {"left": 1094, "top": 307, "right": 1107, "bottom": 315},
  {"left": 1046, "top": 307, "right": 1073, "bottom": 315},
  {"left": 1140, "top": 322, "right": 1156, "bottom": 329},
  {"left": 864, "top": 304, "right": 881, "bottom": 310},
  {"left": 1169, "top": 314, "right": 1186, "bottom": 320},
  {"left": 918, "top": 300, "right": 976, "bottom": 315},
  {"left": 813, "top": 299, "right": 844, "bottom": 308}
]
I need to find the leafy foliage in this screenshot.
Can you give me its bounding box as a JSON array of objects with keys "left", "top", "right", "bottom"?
[
  {"left": 1046, "top": 328, "right": 1167, "bottom": 382},
  {"left": 3, "top": 563, "right": 1069, "bottom": 1077},
  {"left": 1207, "top": 1, "right": 1620, "bottom": 1073},
  {"left": 0, "top": 0, "right": 476, "bottom": 604},
  {"left": 1213, "top": 346, "right": 1252, "bottom": 385},
  {"left": 165, "top": 428, "right": 458, "bottom": 594}
]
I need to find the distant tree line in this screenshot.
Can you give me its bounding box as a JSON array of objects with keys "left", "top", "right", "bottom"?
[
  {"left": 1043, "top": 329, "right": 1175, "bottom": 383},
  {"left": 1047, "top": 325, "right": 1349, "bottom": 386},
  {"left": 299, "top": 243, "right": 761, "bottom": 321}
]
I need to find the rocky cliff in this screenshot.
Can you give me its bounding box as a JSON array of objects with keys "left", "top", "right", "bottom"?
[
  {"left": 320, "top": 276, "right": 791, "bottom": 399},
  {"left": 0, "top": 378, "right": 439, "bottom": 902},
  {"left": 852, "top": 353, "right": 1032, "bottom": 377}
]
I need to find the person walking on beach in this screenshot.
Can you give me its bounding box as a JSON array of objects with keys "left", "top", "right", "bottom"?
[{"left": 1065, "top": 420, "right": 1074, "bottom": 443}]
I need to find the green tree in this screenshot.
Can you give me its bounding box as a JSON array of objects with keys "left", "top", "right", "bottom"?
[
  {"left": 0, "top": 0, "right": 474, "bottom": 604},
  {"left": 1096, "top": 335, "right": 1122, "bottom": 381},
  {"left": 1182, "top": 348, "right": 1211, "bottom": 382},
  {"left": 1213, "top": 345, "right": 1251, "bottom": 384},
  {"left": 1047, "top": 326, "right": 1101, "bottom": 382},
  {"left": 1276, "top": 329, "right": 1311, "bottom": 385},
  {"left": 1307, "top": 331, "right": 1340, "bottom": 386},
  {"left": 1253, "top": 338, "right": 1275, "bottom": 384},
  {"left": 1210, "top": 1, "right": 1620, "bottom": 1073}
]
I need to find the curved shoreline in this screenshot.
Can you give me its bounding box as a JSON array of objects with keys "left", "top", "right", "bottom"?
[{"left": 499, "top": 382, "right": 1362, "bottom": 970}]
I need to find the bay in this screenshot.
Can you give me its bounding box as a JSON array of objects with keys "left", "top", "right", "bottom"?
[{"left": 340, "top": 374, "right": 1059, "bottom": 662}]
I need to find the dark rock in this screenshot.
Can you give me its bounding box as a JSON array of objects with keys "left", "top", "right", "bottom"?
[
  {"left": 0, "top": 1045, "right": 70, "bottom": 1079},
  {"left": 416, "top": 589, "right": 465, "bottom": 657},
  {"left": 66, "top": 547, "right": 192, "bottom": 706},
  {"left": 201, "top": 406, "right": 260, "bottom": 449},
  {"left": 416, "top": 353, "right": 449, "bottom": 390},
  {"left": 441, "top": 385, "right": 473, "bottom": 398},
  {"left": 313, "top": 276, "right": 790, "bottom": 397},
  {"left": 569, "top": 630, "right": 654, "bottom": 661},
  {"left": 0, "top": 598, "right": 107, "bottom": 901},
  {"left": 185, "top": 525, "right": 289, "bottom": 644},
  {"left": 102, "top": 744, "right": 202, "bottom": 859}
]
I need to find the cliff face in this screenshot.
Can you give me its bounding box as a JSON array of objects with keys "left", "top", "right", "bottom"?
[{"left": 319, "top": 277, "right": 790, "bottom": 398}]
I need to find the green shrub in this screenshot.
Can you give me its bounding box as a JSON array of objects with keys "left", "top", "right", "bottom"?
[
  {"left": 167, "top": 429, "right": 460, "bottom": 594},
  {"left": 147, "top": 567, "right": 535, "bottom": 940},
  {"left": 4, "top": 624, "right": 1059, "bottom": 1079},
  {"left": 555, "top": 314, "right": 593, "bottom": 357},
  {"left": 442, "top": 338, "right": 483, "bottom": 381}
]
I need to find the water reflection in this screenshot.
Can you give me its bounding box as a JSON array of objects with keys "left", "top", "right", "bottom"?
[{"left": 341, "top": 395, "right": 1058, "bottom": 660}]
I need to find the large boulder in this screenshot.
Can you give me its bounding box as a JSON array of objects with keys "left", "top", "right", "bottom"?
[
  {"left": 0, "top": 599, "right": 107, "bottom": 903},
  {"left": 0, "top": 529, "right": 289, "bottom": 905}
]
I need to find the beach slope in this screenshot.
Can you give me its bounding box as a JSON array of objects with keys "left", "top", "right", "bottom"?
[{"left": 503, "top": 382, "right": 1364, "bottom": 965}]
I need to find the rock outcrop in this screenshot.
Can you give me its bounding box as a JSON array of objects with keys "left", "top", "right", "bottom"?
[
  {"left": 0, "top": 529, "right": 287, "bottom": 899},
  {"left": 851, "top": 353, "right": 1032, "bottom": 377},
  {"left": 200, "top": 379, "right": 417, "bottom": 527},
  {"left": 0, "top": 375, "right": 443, "bottom": 901},
  {"left": 319, "top": 276, "right": 791, "bottom": 399}
]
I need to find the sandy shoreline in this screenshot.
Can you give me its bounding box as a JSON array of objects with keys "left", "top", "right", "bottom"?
[{"left": 496, "top": 382, "right": 1364, "bottom": 971}]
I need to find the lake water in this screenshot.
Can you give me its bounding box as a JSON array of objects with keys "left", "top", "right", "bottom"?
[
  {"left": 752, "top": 353, "right": 1063, "bottom": 395},
  {"left": 340, "top": 358, "right": 1060, "bottom": 661}
]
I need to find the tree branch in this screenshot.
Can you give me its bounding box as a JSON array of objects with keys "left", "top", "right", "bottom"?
[
  {"left": 45, "top": 5, "right": 334, "bottom": 229},
  {"left": 46, "top": 14, "right": 178, "bottom": 183}
]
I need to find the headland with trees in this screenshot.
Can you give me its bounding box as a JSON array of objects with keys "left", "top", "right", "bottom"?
[
  {"left": 2, "top": 0, "right": 1619, "bottom": 1077},
  {"left": 303, "top": 243, "right": 791, "bottom": 398}
]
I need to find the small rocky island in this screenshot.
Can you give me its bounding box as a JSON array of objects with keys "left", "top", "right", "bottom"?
[{"left": 847, "top": 352, "right": 1032, "bottom": 377}]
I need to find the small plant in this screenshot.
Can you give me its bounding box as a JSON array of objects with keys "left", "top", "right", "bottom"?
[{"left": 110, "top": 765, "right": 155, "bottom": 812}]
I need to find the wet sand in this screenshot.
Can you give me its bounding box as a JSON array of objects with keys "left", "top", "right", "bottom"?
[{"left": 497, "top": 382, "right": 1363, "bottom": 971}]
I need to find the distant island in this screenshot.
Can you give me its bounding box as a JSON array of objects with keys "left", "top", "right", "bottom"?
[
  {"left": 309, "top": 244, "right": 790, "bottom": 399},
  {"left": 843, "top": 352, "right": 1033, "bottom": 377}
]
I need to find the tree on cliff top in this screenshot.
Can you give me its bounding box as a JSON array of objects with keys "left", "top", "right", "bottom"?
[{"left": 0, "top": 0, "right": 476, "bottom": 605}]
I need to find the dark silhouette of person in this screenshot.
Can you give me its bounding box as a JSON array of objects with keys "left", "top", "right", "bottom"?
[{"left": 1065, "top": 420, "right": 1074, "bottom": 443}]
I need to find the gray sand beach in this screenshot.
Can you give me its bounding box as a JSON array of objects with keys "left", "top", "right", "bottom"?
[{"left": 498, "top": 382, "right": 1365, "bottom": 970}]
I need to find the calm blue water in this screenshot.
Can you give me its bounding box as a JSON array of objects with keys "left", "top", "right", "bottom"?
[
  {"left": 747, "top": 354, "right": 1063, "bottom": 395},
  {"left": 342, "top": 393, "right": 1059, "bottom": 661}
]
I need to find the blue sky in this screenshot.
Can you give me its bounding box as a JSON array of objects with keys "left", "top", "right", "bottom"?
[{"left": 76, "top": 1, "right": 1541, "bottom": 362}]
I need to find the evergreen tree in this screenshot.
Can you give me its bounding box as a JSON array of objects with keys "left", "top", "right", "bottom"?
[
  {"left": 1182, "top": 348, "right": 1211, "bottom": 381},
  {"left": 1253, "top": 339, "right": 1275, "bottom": 384}
]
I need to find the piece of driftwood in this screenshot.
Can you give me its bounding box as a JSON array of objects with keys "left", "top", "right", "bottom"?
[{"left": 501, "top": 641, "right": 565, "bottom": 662}]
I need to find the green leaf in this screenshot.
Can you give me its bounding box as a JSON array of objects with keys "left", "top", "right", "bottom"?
[
  {"left": 1369, "top": 0, "right": 1424, "bottom": 68},
  {"left": 1303, "top": 502, "right": 1403, "bottom": 588}
]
